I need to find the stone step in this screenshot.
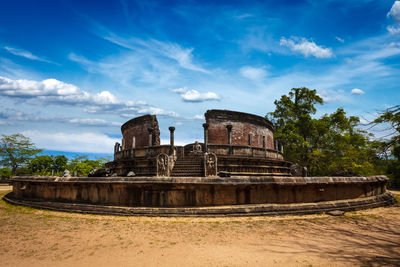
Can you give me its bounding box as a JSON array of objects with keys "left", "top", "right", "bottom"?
[
  {"left": 172, "top": 170, "right": 203, "bottom": 173},
  {"left": 170, "top": 156, "right": 204, "bottom": 177},
  {"left": 170, "top": 173, "right": 203, "bottom": 177}
]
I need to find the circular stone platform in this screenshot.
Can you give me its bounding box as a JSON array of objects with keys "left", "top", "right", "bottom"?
[{"left": 4, "top": 175, "right": 397, "bottom": 217}]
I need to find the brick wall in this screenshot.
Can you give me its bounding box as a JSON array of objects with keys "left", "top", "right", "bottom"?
[
  {"left": 121, "top": 115, "right": 160, "bottom": 149},
  {"left": 205, "top": 110, "right": 274, "bottom": 149}
]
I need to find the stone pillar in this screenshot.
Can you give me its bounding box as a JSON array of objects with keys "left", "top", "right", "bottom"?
[
  {"left": 203, "top": 123, "right": 209, "bottom": 153},
  {"left": 169, "top": 126, "right": 175, "bottom": 155},
  {"left": 248, "top": 134, "right": 252, "bottom": 146},
  {"left": 226, "top": 124, "right": 232, "bottom": 155},
  {"left": 275, "top": 140, "right": 278, "bottom": 151},
  {"left": 132, "top": 136, "right": 136, "bottom": 149},
  {"left": 280, "top": 143, "right": 284, "bottom": 154},
  {"left": 262, "top": 136, "right": 266, "bottom": 148},
  {"left": 148, "top": 128, "right": 153, "bottom": 147},
  {"left": 121, "top": 138, "right": 125, "bottom": 151}
]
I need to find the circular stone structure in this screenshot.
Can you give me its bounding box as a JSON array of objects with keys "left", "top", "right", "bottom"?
[
  {"left": 4, "top": 109, "right": 397, "bottom": 216},
  {"left": 4, "top": 175, "right": 395, "bottom": 216}
]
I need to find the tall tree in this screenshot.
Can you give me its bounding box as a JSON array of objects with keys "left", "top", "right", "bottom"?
[
  {"left": 267, "top": 87, "right": 323, "bottom": 170},
  {"left": 268, "top": 87, "right": 379, "bottom": 176},
  {"left": 0, "top": 134, "right": 42, "bottom": 175}
]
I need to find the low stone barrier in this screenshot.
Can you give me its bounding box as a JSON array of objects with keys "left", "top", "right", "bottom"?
[{"left": 4, "top": 175, "right": 396, "bottom": 216}]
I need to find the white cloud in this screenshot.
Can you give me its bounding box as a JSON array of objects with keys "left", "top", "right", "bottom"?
[
  {"left": 239, "top": 66, "right": 268, "bottom": 81},
  {"left": 193, "top": 114, "right": 204, "bottom": 120},
  {"left": 387, "top": 25, "right": 400, "bottom": 35},
  {"left": 152, "top": 40, "right": 210, "bottom": 74},
  {"left": 22, "top": 130, "right": 119, "bottom": 153},
  {"left": 170, "top": 87, "right": 220, "bottom": 102},
  {"left": 351, "top": 88, "right": 365, "bottom": 95},
  {"left": 181, "top": 89, "right": 220, "bottom": 102},
  {"left": 136, "top": 107, "right": 179, "bottom": 117},
  {"left": 0, "top": 76, "right": 178, "bottom": 117},
  {"left": 101, "top": 33, "right": 209, "bottom": 74},
  {"left": 280, "top": 37, "right": 333, "bottom": 58},
  {"left": 68, "top": 118, "right": 120, "bottom": 126},
  {"left": 317, "top": 89, "right": 346, "bottom": 102},
  {"left": 388, "top": 1, "right": 400, "bottom": 22},
  {"left": 4, "top": 46, "right": 54, "bottom": 64},
  {"left": 169, "top": 87, "right": 188, "bottom": 93}
]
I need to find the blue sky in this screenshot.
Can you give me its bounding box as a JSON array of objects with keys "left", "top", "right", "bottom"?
[{"left": 0, "top": 0, "right": 400, "bottom": 154}]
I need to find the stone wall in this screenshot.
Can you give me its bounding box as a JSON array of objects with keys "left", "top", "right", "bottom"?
[
  {"left": 10, "top": 175, "right": 391, "bottom": 208},
  {"left": 121, "top": 115, "right": 160, "bottom": 149},
  {"left": 205, "top": 110, "right": 274, "bottom": 149}
]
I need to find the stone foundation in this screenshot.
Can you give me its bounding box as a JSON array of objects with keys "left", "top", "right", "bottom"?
[{"left": 5, "top": 175, "right": 396, "bottom": 216}]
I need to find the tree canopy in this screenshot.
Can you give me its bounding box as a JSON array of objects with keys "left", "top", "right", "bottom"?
[
  {"left": 0, "top": 134, "right": 42, "bottom": 175},
  {"left": 267, "top": 87, "right": 382, "bottom": 176}
]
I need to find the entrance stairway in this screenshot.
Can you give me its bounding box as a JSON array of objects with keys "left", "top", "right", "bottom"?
[{"left": 170, "top": 154, "right": 204, "bottom": 177}]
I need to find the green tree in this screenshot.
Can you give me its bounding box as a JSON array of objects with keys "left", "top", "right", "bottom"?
[
  {"left": 308, "top": 109, "right": 376, "bottom": 176},
  {"left": 67, "top": 155, "right": 107, "bottom": 176},
  {"left": 0, "top": 167, "right": 12, "bottom": 179},
  {"left": 268, "top": 87, "right": 380, "bottom": 176},
  {"left": 0, "top": 134, "right": 42, "bottom": 175},
  {"left": 29, "top": 155, "right": 53, "bottom": 174},
  {"left": 372, "top": 105, "right": 400, "bottom": 187},
  {"left": 52, "top": 155, "right": 68, "bottom": 175},
  {"left": 373, "top": 105, "right": 400, "bottom": 151},
  {"left": 267, "top": 87, "right": 323, "bottom": 170}
]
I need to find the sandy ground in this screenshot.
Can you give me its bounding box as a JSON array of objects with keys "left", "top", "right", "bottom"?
[{"left": 0, "top": 187, "right": 399, "bottom": 267}]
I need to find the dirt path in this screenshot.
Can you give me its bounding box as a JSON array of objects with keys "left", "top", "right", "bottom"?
[{"left": 1, "top": 188, "right": 399, "bottom": 267}]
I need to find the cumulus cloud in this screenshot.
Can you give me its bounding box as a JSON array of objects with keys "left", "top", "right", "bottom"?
[
  {"left": 0, "top": 76, "right": 178, "bottom": 118},
  {"left": 388, "top": 1, "right": 400, "bottom": 22},
  {"left": 181, "top": 90, "right": 220, "bottom": 102},
  {"left": 239, "top": 66, "right": 268, "bottom": 81},
  {"left": 4, "top": 46, "right": 54, "bottom": 64},
  {"left": 22, "top": 130, "right": 119, "bottom": 153},
  {"left": 351, "top": 88, "right": 365, "bottom": 95},
  {"left": 280, "top": 37, "right": 333, "bottom": 58},
  {"left": 170, "top": 87, "right": 220, "bottom": 102}
]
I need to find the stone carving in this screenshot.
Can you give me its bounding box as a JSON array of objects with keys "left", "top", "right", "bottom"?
[
  {"left": 192, "top": 141, "right": 202, "bottom": 154},
  {"left": 157, "top": 153, "right": 169, "bottom": 177},
  {"left": 62, "top": 170, "right": 71, "bottom": 178},
  {"left": 89, "top": 168, "right": 98, "bottom": 177},
  {"left": 290, "top": 164, "right": 307, "bottom": 177},
  {"left": 302, "top": 166, "right": 308, "bottom": 177},
  {"left": 204, "top": 153, "right": 217, "bottom": 177},
  {"left": 127, "top": 171, "right": 135, "bottom": 177}
]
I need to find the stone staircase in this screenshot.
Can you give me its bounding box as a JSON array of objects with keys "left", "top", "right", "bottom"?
[{"left": 170, "top": 154, "right": 204, "bottom": 177}]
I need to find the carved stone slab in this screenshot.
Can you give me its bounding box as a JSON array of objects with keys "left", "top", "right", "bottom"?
[
  {"left": 204, "top": 153, "right": 217, "bottom": 177},
  {"left": 157, "top": 153, "right": 169, "bottom": 177}
]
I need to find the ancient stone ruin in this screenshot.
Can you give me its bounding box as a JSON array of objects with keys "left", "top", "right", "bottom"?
[
  {"left": 100, "top": 110, "right": 291, "bottom": 178},
  {"left": 5, "top": 109, "right": 397, "bottom": 216}
]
